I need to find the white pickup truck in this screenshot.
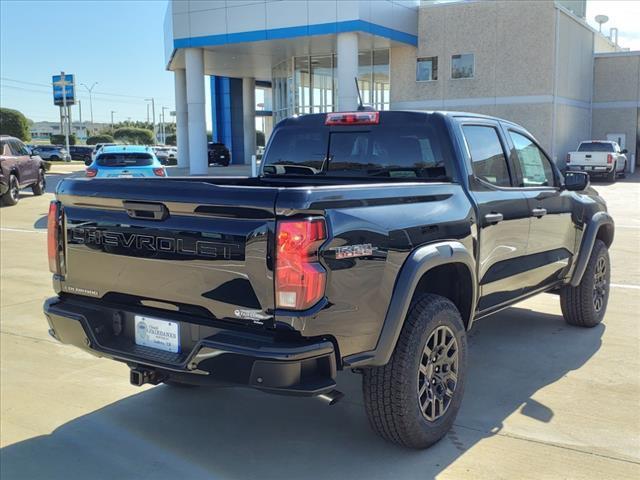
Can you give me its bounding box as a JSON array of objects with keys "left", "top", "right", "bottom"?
[{"left": 566, "top": 141, "right": 627, "bottom": 181}]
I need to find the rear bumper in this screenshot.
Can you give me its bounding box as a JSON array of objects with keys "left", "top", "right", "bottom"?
[
  {"left": 44, "top": 296, "right": 337, "bottom": 396},
  {"left": 566, "top": 165, "right": 613, "bottom": 174}
]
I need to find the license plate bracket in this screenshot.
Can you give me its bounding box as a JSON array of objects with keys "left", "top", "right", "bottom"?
[{"left": 134, "top": 315, "right": 180, "bottom": 353}]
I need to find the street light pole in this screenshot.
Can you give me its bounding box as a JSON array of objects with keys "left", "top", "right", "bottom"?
[
  {"left": 80, "top": 82, "right": 98, "bottom": 129},
  {"left": 145, "top": 98, "right": 156, "bottom": 142},
  {"left": 111, "top": 110, "right": 116, "bottom": 130}
]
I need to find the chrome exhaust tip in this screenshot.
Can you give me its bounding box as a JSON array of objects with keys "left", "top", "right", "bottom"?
[{"left": 317, "top": 389, "right": 344, "bottom": 406}]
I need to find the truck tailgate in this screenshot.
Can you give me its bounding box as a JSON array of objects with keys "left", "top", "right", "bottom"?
[
  {"left": 55, "top": 178, "right": 277, "bottom": 323},
  {"left": 570, "top": 152, "right": 607, "bottom": 165}
]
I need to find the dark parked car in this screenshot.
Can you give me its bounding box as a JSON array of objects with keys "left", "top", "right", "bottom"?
[
  {"left": 69, "top": 146, "right": 94, "bottom": 162},
  {"left": 44, "top": 111, "right": 612, "bottom": 449},
  {"left": 207, "top": 142, "right": 230, "bottom": 166},
  {"left": 32, "top": 144, "right": 70, "bottom": 161},
  {"left": 0, "top": 135, "right": 46, "bottom": 206}
]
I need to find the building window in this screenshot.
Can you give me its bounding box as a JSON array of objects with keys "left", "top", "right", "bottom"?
[
  {"left": 416, "top": 56, "right": 438, "bottom": 81},
  {"left": 451, "top": 53, "right": 474, "bottom": 79},
  {"left": 358, "top": 50, "right": 390, "bottom": 110},
  {"left": 273, "top": 49, "right": 390, "bottom": 122}
]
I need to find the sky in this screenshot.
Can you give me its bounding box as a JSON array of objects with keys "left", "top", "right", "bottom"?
[
  {"left": 585, "top": 1, "right": 640, "bottom": 50},
  {"left": 0, "top": 0, "right": 175, "bottom": 124},
  {"left": 1, "top": 0, "right": 639, "bottom": 126}
]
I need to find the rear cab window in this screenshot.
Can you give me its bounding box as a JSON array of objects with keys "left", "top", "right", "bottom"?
[
  {"left": 96, "top": 152, "right": 154, "bottom": 167},
  {"left": 578, "top": 142, "right": 614, "bottom": 152},
  {"left": 262, "top": 112, "right": 457, "bottom": 181}
]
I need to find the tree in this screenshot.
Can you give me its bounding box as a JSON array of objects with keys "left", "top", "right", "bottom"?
[
  {"left": 256, "top": 130, "right": 266, "bottom": 147},
  {"left": 0, "top": 108, "right": 31, "bottom": 141},
  {"left": 50, "top": 134, "right": 77, "bottom": 146},
  {"left": 113, "top": 127, "right": 155, "bottom": 145},
  {"left": 165, "top": 134, "right": 176, "bottom": 146},
  {"left": 86, "top": 134, "right": 115, "bottom": 145}
]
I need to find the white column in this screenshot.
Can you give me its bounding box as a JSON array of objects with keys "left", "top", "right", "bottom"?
[
  {"left": 185, "top": 48, "right": 208, "bottom": 175},
  {"left": 174, "top": 69, "right": 189, "bottom": 169},
  {"left": 242, "top": 77, "right": 256, "bottom": 165},
  {"left": 336, "top": 32, "right": 359, "bottom": 111}
]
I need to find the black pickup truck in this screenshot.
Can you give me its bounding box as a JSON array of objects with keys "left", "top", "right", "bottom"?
[{"left": 44, "top": 111, "right": 614, "bottom": 448}]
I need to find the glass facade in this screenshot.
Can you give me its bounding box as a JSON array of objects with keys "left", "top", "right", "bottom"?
[{"left": 272, "top": 49, "right": 390, "bottom": 123}]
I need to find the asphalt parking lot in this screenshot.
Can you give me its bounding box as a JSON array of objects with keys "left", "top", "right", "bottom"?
[{"left": 1, "top": 167, "right": 639, "bottom": 479}]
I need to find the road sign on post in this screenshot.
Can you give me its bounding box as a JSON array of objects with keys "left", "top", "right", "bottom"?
[
  {"left": 52, "top": 72, "right": 75, "bottom": 161},
  {"left": 52, "top": 74, "right": 75, "bottom": 106}
]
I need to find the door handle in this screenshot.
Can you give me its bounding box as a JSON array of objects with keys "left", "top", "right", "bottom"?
[
  {"left": 484, "top": 212, "right": 504, "bottom": 224},
  {"left": 123, "top": 201, "right": 169, "bottom": 221},
  {"left": 532, "top": 208, "right": 547, "bottom": 217}
]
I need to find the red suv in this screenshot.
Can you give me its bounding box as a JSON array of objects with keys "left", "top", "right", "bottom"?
[{"left": 0, "top": 135, "right": 46, "bottom": 206}]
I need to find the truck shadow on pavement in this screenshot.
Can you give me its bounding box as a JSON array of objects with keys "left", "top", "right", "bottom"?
[{"left": 0, "top": 305, "right": 603, "bottom": 480}]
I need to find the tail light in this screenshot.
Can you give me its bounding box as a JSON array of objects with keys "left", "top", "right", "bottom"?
[
  {"left": 86, "top": 168, "right": 97, "bottom": 177},
  {"left": 325, "top": 111, "right": 379, "bottom": 125},
  {"left": 566, "top": 153, "right": 571, "bottom": 164},
  {"left": 276, "top": 218, "right": 327, "bottom": 310},
  {"left": 153, "top": 168, "right": 166, "bottom": 177},
  {"left": 47, "top": 201, "right": 62, "bottom": 274},
  {"left": 607, "top": 154, "right": 613, "bottom": 164}
]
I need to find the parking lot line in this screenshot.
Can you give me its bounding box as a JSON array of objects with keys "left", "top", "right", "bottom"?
[
  {"left": 0, "top": 227, "right": 46, "bottom": 234},
  {"left": 611, "top": 283, "right": 640, "bottom": 290}
]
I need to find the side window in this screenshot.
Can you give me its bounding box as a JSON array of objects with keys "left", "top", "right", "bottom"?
[
  {"left": 9, "top": 140, "right": 28, "bottom": 156},
  {"left": 462, "top": 125, "right": 511, "bottom": 187},
  {"left": 508, "top": 131, "right": 555, "bottom": 187}
]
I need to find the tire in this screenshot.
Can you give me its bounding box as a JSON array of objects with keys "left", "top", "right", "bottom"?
[
  {"left": 1, "top": 175, "right": 20, "bottom": 206},
  {"left": 362, "top": 294, "right": 467, "bottom": 449},
  {"left": 49, "top": 155, "right": 60, "bottom": 161},
  {"left": 619, "top": 161, "right": 626, "bottom": 178},
  {"left": 31, "top": 169, "right": 46, "bottom": 195},
  {"left": 560, "top": 239, "right": 610, "bottom": 327}
]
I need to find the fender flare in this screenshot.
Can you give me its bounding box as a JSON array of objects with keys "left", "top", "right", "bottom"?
[
  {"left": 343, "top": 241, "right": 477, "bottom": 368},
  {"left": 570, "top": 211, "right": 614, "bottom": 287}
]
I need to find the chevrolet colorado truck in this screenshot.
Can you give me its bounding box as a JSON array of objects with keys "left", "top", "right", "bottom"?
[
  {"left": 567, "top": 140, "right": 628, "bottom": 181},
  {"left": 44, "top": 111, "right": 614, "bottom": 449}
]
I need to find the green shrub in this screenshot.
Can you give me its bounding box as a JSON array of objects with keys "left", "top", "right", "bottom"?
[
  {"left": 0, "top": 108, "right": 31, "bottom": 141},
  {"left": 50, "top": 134, "right": 77, "bottom": 146},
  {"left": 113, "top": 127, "right": 155, "bottom": 145},
  {"left": 86, "top": 134, "right": 115, "bottom": 145},
  {"left": 256, "top": 130, "right": 265, "bottom": 147},
  {"left": 165, "top": 134, "right": 176, "bottom": 146}
]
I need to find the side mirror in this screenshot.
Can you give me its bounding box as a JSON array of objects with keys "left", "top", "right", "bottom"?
[
  {"left": 621, "top": 148, "right": 628, "bottom": 154},
  {"left": 563, "top": 171, "right": 589, "bottom": 191}
]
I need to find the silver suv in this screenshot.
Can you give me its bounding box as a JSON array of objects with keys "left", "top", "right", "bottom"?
[{"left": 32, "top": 145, "right": 70, "bottom": 161}]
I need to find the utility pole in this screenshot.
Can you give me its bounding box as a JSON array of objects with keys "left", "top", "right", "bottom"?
[
  {"left": 81, "top": 82, "right": 98, "bottom": 130},
  {"left": 146, "top": 103, "right": 150, "bottom": 123},
  {"left": 145, "top": 98, "right": 156, "bottom": 142},
  {"left": 111, "top": 111, "right": 116, "bottom": 130},
  {"left": 161, "top": 106, "right": 169, "bottom": 144},
  {"left": 78, "top": 100, "right": 83, "bottom": 140}
]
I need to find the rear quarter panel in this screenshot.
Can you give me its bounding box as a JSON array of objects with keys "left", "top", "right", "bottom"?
[{"left": 275, "top": 182, "right": 475, "bottom": 358}]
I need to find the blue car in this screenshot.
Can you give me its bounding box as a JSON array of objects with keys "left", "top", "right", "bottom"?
[{"left": 86, "top": 145, "right": 166, "bottom": 178}]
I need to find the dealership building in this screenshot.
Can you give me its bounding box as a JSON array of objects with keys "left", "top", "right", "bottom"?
[{"left": 163, "top": 0, "right": 639, "bottom": 174}]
